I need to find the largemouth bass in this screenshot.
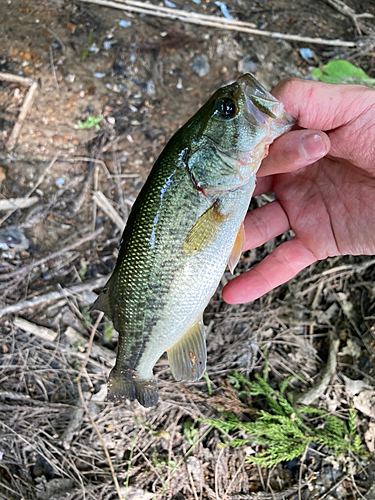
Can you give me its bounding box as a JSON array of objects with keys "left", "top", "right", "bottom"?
[{"left": 94, "top": 74, "right": 294, "bottom": 408}]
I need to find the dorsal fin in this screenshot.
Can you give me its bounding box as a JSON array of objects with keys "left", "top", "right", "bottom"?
[{"left": 92, "top": 287, "right": 112, "bottom": 318}]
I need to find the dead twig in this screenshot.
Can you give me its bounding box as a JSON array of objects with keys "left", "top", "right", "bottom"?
[
  {"left": 324, "top": 0, "right": 373, "bottom": 36},
  {"left": 38, "top": 23, "right": 66, "bottom": 50},
  {"left": 77, "top": 0, "right": 356, "bottom": 47},
  {"left": 296, "top": 332, "right": 340, "bottom": 405},
  {"left": 49, "top": 46, "right": 59, "bottom": 90},
  {"left": 0, "top": 276, "right": 108, "bottom": 318},
  {"left": 5, "top": 81, "right": 38, "bottom": 151},
  {"left": 76, "top": 311, "right": 123, "bottom": 499},
  {"left": 61, "top": 405, "right": 86, "bottom": 450},
  {"left": 92, "top": 191, "right": 126, "bottom": 231},
  {"left": 13, "top": 317, "right": 58, "bottom": 342},
  {"left": 0, "top": 421, "right": 76, "bottom": 482},
  {"left": 0, "top": 72, "right": 33, "bottom": 86},
  {"left": 317, "top": 474, "right": 349, "bottom": 500},
  {"left": 0, "top": 196, "right": 39, "bottom": 211},
  {"left": 0, "top": 156, "right": 58, "bottom": 226},
  {"left": 0, "top": 227, "right": 103, "bottom": 281}
]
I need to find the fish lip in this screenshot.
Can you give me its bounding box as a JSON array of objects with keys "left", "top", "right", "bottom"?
[{"left": 236, "top": 73, "right": 295, "bottom": 126}]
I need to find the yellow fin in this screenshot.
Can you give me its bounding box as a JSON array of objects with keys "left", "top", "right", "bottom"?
[
  {"left": 183, "top": 203, "right": 228, "bottom": 255},
  {"left": 167, "top": 319, "right": 206, "bottom": 382},
  {"left": 228, "top": 222, "right": 245, "bottom": 274}
]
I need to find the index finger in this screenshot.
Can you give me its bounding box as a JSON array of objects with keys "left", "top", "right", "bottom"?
[{"left": 271, "top": 78, "right": 374, "bottom": 131}]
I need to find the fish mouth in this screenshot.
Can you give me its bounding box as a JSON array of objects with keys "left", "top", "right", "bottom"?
[{"left": 237, "top": 73, "right": 295, "bottom": 127}]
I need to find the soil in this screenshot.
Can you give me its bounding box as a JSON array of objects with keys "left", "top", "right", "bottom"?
[{"left": 1, "top": 0, "right": 375, "bottom": 499}]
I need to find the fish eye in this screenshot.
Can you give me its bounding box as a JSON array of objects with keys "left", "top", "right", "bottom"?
[{"left": 217, "top": 97, "right": 238, "bottom": 119}]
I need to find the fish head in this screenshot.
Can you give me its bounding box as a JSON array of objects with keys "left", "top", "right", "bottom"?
[{"left": 187, "top": 73, "right": 295, "bottom": 195}]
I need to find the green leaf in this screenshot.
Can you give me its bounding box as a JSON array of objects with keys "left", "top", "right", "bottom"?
[
  {"left": 312, "top": 60, "right": 375, "bottom": 87},
  {"left": 77, "top": 116, "right": 103, "bottom": 130}
]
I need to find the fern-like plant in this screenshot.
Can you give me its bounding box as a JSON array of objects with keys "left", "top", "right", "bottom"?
[{"left": 200, "top": 371, "right": 366, "bottom": 468}]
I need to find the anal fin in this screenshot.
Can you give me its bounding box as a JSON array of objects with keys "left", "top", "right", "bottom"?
[
  {"left": 167, "top": 319, "right": 206, "bottom": 382},
  {"left": 107, "top": 368, "right": 159, "bottom": 408},
  {"left": 228, "top": 222, "right": 245, "bottom": 274}
]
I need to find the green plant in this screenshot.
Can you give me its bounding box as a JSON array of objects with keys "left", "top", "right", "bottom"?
[
  {"left": 183, "top": 421, "right": 200, "bottom": 446},
  {"left": 82, "top": 30, "right": 93, "bottom": 61},
  {"left": 77, "top": 115, "right": 102, "bottom": 131},
  {"left": 200, "top": 371, "right": 366, "bottom": 468},
  {"left": 205, "top": 371, "right": 212, "bottom": 396},
  {"left": 312, "top": 60, "right": 375, "bottom": 87}
]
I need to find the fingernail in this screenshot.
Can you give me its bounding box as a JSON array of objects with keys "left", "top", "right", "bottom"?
[{"left": 300, "top": 133, "right": 328, "bottom": 160}]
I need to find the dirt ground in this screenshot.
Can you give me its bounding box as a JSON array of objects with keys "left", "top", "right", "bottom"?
[{"left": 1, "top": 0, "right": 375, "bottom": 499}]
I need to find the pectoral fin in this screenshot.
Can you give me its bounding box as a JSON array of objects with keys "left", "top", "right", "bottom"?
[
  {"left": 228, "top": 222, "right": 245, "bottom": 274},
  {"left": 167, "top": 319, "right": 206, "bottom": 382},
  {"left": 183, "top": 203, "right": 228, "bottom": 254}
]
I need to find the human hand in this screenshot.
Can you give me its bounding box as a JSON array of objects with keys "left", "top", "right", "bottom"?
[{"left": 222, "top": 78, "right": 375, "bottom": 304}]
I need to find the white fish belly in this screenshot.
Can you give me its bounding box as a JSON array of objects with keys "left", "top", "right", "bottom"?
[{"left": 136, "top": 177, "right": 256, "bottom": 380}]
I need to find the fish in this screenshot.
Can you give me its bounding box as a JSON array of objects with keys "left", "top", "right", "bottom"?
[{"left": 94, "top": 74, "right": 295, "bottom": 408}]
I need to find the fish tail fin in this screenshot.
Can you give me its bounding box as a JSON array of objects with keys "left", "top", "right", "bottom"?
[{"left": 107, "top": 368, "right": 159, "bottom": 408}]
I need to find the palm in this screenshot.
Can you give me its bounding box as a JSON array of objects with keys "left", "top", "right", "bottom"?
[
  {"left": 272, "top": 156, "right": 375, "bottom": 259},
  {"left": 222, "top": 78, "right": 375, "bottom": 304}
]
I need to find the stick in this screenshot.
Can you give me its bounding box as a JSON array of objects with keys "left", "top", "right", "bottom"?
[
  {"left": 61, "top": 405, "right": 85, "bottom": 450},
  {"left": 13, "top": 317, "right": 58, "bottom": 341},
  {"left": 38, "top": 24, "right": 66, "bottom": 50},
  {"left": 76, "top": 312, "right": 123, "bottom": 500},
  {"left": 0, "top": 196, "right": 39, "bottom": 211},
  {"left": 6, "top": 81, "right": 38, "bottom": 151},
  {"left": 77, "top": 0, "right": 356, "bottom": 47},
  {"left": 0, "top": 72, "right": 33, "bottom": 86},
  {"left": 324, "top": 0, "right": 373, "bottom": 36},
  {"left": 92, "top": 191, "right": 126, "bottom": 231},
  {"left": 0, "top": 228, "right": 103, "bottom": 281},
  {"left": 115, "top": 0, "right": 258, "bottom": 28},
  {"left": 0, "top": 156, "right": 58, "bottom": 226},
  {"left": 296, "top": 333, "right": 340, "bottom": 405},
  {"left": 0, "top": 276, "right": 109, "bottom": 318},
  {"left": 49, "top": 46, "right": 59, "bottom": 90}
]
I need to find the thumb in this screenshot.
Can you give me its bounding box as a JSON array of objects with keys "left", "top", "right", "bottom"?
[{"left": 259, "top": 129, "right": 330, "bottom": 177}]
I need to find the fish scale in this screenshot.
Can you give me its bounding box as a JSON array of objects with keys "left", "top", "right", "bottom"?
[{"left": 94, "top": 74, "right": 295, "bottom": 407}]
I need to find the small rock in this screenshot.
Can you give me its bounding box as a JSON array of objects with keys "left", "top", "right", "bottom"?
[
  {"left": 353, "top": 390, "right": 375, "bottom": 418},
  {"left": 238, "top": 55, "right": 260, "bottom": 74},
  {"left": 0, "top": 226, "right": 29, "bottom": 258},
  {"left": 143, "top": 79, "right": 156, "bottom": 98},
  {"left": 119, "top": 19, "right": 132, "bottom": 28},
  {"left": 119, "top": 486, "right": 153, "bottom": 500},
  {"left": 103, "top": 40, "right": 114, "bottom": 50},
  {"left": 36, "top": 478, "right": 73, "bottom": 500},
  {"left": 187, "top": 456, "right": 201, "bottom": 482},
  {"left": 341, "top": 374, "right": 371, "bottom": 396},
  {"left": 52, "top": 39, "right": 63, "bottom": 50},
  {"left": 192, "top": 54, "right": 210, "bottom": 77}
]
